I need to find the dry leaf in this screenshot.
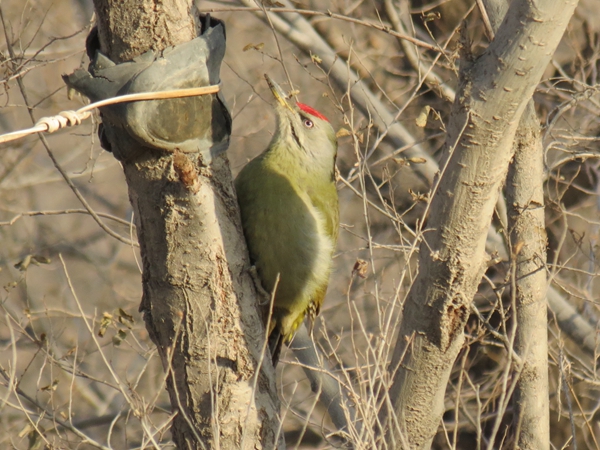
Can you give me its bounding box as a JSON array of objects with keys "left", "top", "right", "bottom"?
[
  {"left": 352, "top": 259, "right": 368, "bottom": 278},
  {"left": 415, "top": 105, "right": 431, "bottom": 127},
  {"left": 242, "top": 43, "right": 264, "bottom": 52},
  {"left": 311, "top": 52, "right": 322, "bottom": 64},
  {"left": 336, "top": 128, "right": 352, "bottom": 138},
  {"left": 41, "top": 379, "right": 59, "bottom": 391},
  {"left": 408, "top": 188, "right": 429, "bottom": 202},
  {"left": 113, "top": 329, "right": 127, "bottom": 346},
  {"left": 423, "top": 11, "right": 441, "bottom": 22},
  {"left": 118, "top": 308, "right": 135, "bottom": 327},
  {"left": 512, "top": 241, "right": 525, "bottom": 257},
  {"left": 98, "top": 312, "right": 113, "bottom": 337}
]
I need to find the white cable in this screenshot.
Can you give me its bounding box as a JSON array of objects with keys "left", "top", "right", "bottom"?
[{"left": 0, "top": 84, "right": 220, "bottom": 145}]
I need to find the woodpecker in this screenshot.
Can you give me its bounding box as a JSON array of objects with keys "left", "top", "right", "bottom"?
[{"left": 235, "top": 75, "right": 339, "bottom": 365}]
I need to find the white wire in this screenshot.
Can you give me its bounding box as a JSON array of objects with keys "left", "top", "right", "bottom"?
[{"left": 0, "top": 84, "right": 221, "bottom": 145}]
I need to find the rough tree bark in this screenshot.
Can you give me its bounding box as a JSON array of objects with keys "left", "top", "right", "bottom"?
[
  {"left": 89, "top": 1, "right": 282, "bottom": 449},
  {"left": 382, "top": 0, "right": 578, "bottom": 447},
  {"left": 507, "top": 103, "right": 549, "bottom": 450},
  {"left": 486, "top": 0, "right": 550, "bottom": 447}
]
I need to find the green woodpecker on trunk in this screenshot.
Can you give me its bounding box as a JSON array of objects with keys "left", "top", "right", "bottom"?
[{"left": 235, "top": 75, "right": 339, "bottom": 366}]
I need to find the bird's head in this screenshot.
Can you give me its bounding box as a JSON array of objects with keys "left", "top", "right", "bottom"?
[{"left": 265, "top": 74, "right": 337, "bottom": 169}]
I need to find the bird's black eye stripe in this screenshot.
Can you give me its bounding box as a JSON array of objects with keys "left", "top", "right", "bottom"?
[{"left": 290, "top": 125, "right": 301, "bottom": 146}]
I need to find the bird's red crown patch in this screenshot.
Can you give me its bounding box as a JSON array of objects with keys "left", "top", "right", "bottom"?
[{"left": 297, "top": 102, "right": 329, "bottom": 122}]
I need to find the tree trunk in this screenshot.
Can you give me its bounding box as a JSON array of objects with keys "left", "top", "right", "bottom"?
[
  {"left": 487, "top": 0, "right": 550, "bottom": 447},
  {"left": 90, "top": 1, "right": 282, "bottom": 448},
  {"left": 382, "top": 0, "right": 578, "bottom": 447},
  {"left": 507, "top": 103, "right": 549, "bottom": 450}
]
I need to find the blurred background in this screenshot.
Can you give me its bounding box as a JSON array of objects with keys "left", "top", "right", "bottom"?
[{"left": 1, "top": 0, "right": 599, "bottom": 448}]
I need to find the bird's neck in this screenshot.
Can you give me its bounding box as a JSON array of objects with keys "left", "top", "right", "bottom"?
[{"left": 265, "top": 138, "right": 334, "bottom": 185}]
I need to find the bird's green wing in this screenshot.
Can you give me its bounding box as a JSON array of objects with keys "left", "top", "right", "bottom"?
[{"left": 307, "top": 180, "right": 339, "bottom": 244}]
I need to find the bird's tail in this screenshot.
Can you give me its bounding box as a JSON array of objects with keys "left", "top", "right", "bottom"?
[{"left": 268, "top": 327, "right": 284, "bottom": 367}]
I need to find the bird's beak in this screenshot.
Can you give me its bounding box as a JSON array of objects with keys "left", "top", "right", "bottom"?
[{"left": 264, "top": 74, "right": 294, "bottom": 113}]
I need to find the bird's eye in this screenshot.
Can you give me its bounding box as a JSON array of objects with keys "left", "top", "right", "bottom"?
[{"left": 303, "top": 118, "right": 314, "bottom": 128}]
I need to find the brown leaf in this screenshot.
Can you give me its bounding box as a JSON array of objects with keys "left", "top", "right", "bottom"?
[
  {"left": 336, "top": 128, "right": 351, "bottom": 138},
  {"left": 118, "top": 308, "right": 135, "bottom": 327},
  {"left": 243, "top": 42, "right": 264, "bottom": 52},
  {"left": 415, "top": 105, "right": 431, "bottom": 127},
  {"left": 408, "top": 188, "right": 429, "bottom": 202},
  {"left": 113, "top": 329, "right": 127, "bottom": 346},
  {"left": 352, "top": 259, "right": 368, "bottom": 278},
  {"left": 98, "top": 312, "right": 113, "bottom": 337}
]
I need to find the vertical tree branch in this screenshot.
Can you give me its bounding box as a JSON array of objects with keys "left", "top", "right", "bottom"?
[
  {"left": 507, "top": 103, "right": 549, "bottom": 450},
  {"left": 382, "top": 0, "right": 578, "bottom": 447},
  {"left": 483, "top": 0, "right": 549, "bottom": 445}
]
